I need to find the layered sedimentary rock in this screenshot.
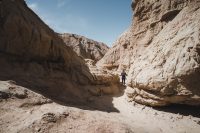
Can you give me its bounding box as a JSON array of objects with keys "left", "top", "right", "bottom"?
[
  {"left": 59, "top": 33, "right": 109, "bottom": 62},
  {"left": 127, "top": 1, "right": 200, "bottom": 106},
  {"left": 0, "top": 0, "right": 95, "bottom": 102},
  {"left": 97, "top": 29, "right": 131, "bottom": 71},
  {"left": 85, "top": 59, "right": 120, "bottom": 96},
  {"left": 98, "top": 0, "right": 200, "bottom": 106}
]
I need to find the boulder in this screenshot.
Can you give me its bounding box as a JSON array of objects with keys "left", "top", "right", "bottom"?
[{"left": 85, "top": 59, "right": 120, "bottom": 95}]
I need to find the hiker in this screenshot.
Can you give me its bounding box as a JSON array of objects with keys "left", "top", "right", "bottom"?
[{"left": 121, "top": 70, "right": 127, "bottom": 85}]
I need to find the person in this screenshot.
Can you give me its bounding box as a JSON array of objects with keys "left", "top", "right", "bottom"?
[{"left": 121, "top": 70, "right": 127, "bottom": 85}]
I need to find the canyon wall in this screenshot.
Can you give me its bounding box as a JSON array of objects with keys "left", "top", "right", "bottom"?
[
  {"left": 0, "top": 0, "right": 95, "bottom": 102},
  {"left": 97, "top": 29, "right": 131, "bottom": 71},
  {"left": 98, "top": 0, "right": 200, "bottom": 106},
  {"left": 60, "top": 33, "right": 109, "bottom": 62},
  {"left": 0, "top": 0, "right": 120, "bottom": 103}
]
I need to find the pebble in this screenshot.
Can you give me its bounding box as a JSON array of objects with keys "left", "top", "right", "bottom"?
[
  {"left": 35, "top": 127, "right": 41, "bottom": 132},
  {"left": 188, "top": 115, "right": 192, "bottom": 119},
  {"left": 142, "top": 106, "right": 146, "bottom": 110},
  {"left": 177, "top": 115, "right": 183, "bottom": 119},
  {"left": 132, "top": 102, "right": 136, "bottom": 106},
  {"left": 194, "top": 120, "right": 200, "bottom": 125}
]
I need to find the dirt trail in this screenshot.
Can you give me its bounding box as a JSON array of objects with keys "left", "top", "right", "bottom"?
[
  {"left": 112, "top": 94, "right": 200, "bottom": 133},
  {"left": 0, "top": 81, "right": 200, "bottom": 133},
  {"left": 87, "top": 84, "right": 200, "bottom": 133}
]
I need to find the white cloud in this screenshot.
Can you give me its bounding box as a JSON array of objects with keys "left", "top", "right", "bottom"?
[
  {"left": 27, "top": 3, "right": 38, "bottom": 11},
  {"left": 57, "top": 0, "right": 71, "bottom": 8},
  {"left": 57, "top": 0, "right": 65, "bottom": 8},
  {"left": 27, "top": 1, "right": 88, "bottom": 35}
]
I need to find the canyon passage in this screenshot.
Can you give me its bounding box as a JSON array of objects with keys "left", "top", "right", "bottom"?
[{"left": 0, "top": 0, "right": 200, "bottom": 133}]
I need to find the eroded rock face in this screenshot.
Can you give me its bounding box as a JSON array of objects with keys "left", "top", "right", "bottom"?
[
  {"left": 97, "top": 29, "right": 131, "bottom": 71},
  {"left": 127, "top": 2, "right": 200, "bottom": 106},
  {"left": 98, "top": 0, "right": 200, "bottom": 106},
  {"left": 98, "top": 0, "right": 191, "bottom": 71},
  {"left": 85, "top": 59, "right": 120, "bottom": 96},
  {"left": 59, "top": 33, "right": 109, "bottom": 62},
  {"left": 0, "top": 0, "right": 94, "bottom": 102}
]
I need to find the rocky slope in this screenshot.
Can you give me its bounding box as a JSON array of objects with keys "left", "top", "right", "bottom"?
[
  {"left": 0, "top": 0, "right": 120, "bottom": 104},
  {"left": 98, "top": 0, "right": 200, "bottom": 106},
  {"left": 97, "top": 29, "right": 131, "bottom": 71},
  {"left": 0, "top": 0, "right": 102, "bottom": 104},
  {"left": 59, "top": 33, "right": 109, "bottom": 62}
]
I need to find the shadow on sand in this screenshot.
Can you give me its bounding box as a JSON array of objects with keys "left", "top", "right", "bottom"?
[
  {"left": 43, "top": 84, "right": 127, "bottom": 113},
  {"left": 154, "top": 104, "right": 200, "bottom": 118},
  {"left": 2, "top": 74, "right": 199, "bottom": 117},
  {"left": 0, "top": 74, "right": 126, "bottom": 113}
]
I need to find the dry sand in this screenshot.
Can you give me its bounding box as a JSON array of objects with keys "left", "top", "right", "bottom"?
[{"left": 0, "top": 81, "right": 200, "bottom": 133}]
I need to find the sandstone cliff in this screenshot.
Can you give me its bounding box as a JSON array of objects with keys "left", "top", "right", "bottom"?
[
  {"left": 0, "top": 0, "right": 120, "bottom": 103},
  {"left": 0, "top": 0, "right": 95, "bottom": 102},
  {"left": 97, "top": 29, "right": 131, "bottom": 70},
  {"left": 98, "top": 0, "right": 200, "bottom": 106},
  {"left": 0, "top": 1, "right": 200, "bottom": 132},
  {"left": 59, "top": 33, "right": 109, "bottom": 62}
]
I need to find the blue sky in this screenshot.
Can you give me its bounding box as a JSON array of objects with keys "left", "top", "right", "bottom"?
[{"left": 26, "top": 0, "right": 132, "bottom": 46}]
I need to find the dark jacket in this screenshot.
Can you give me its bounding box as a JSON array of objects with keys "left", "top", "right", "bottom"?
[{"left": 121, "top": 72, "right": 127, "bottom": 79}]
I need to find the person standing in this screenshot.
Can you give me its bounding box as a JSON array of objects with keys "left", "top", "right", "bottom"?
[{"left": 121, "top": 70, "right": 127, "bottom": 85}]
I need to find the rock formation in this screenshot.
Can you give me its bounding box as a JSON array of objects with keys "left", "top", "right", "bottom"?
[
  {"left": 98, "top": 0, "right": 200, "bottom": 106},
  {"left": 59, "top": 33, "right": 109, "bottom": 62},
  {"left": 0, "top": 0, "right": 94, "bottom": 103},
  {"left": 85, "top": 59, "right": 120, "bottom": 96},
  {"left": 97, "top": 29, "right": 131, "bottom": 71},
  {"left": 0, "top": 0, "right": 119, "bottom": 103},
  {"left": 1, "top": 0, "right": 200, "bottom": 132}
]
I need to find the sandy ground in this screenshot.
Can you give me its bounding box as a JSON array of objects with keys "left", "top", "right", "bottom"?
[{"left": 0, "top": 81, "right": 200, "bottom": 133}]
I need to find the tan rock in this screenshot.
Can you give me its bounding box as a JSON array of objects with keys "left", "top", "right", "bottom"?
[
  {"left": 98, "top": 0, "right": 200, "bottom": 106},
  {"left": 86, "top": 59, "right": 120, "bottom": 95},
  {"left": 127, "top": 2, "right": 200, "bottom": 106},
  {"left": 0, "top": 0, "right": 94, "bottom": 102},
  {"left": 59, "top": 33, "right": 109, "bottom": 62},
  {"left": 97, "top": 29, "right": 131, "bottom": 72}
]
